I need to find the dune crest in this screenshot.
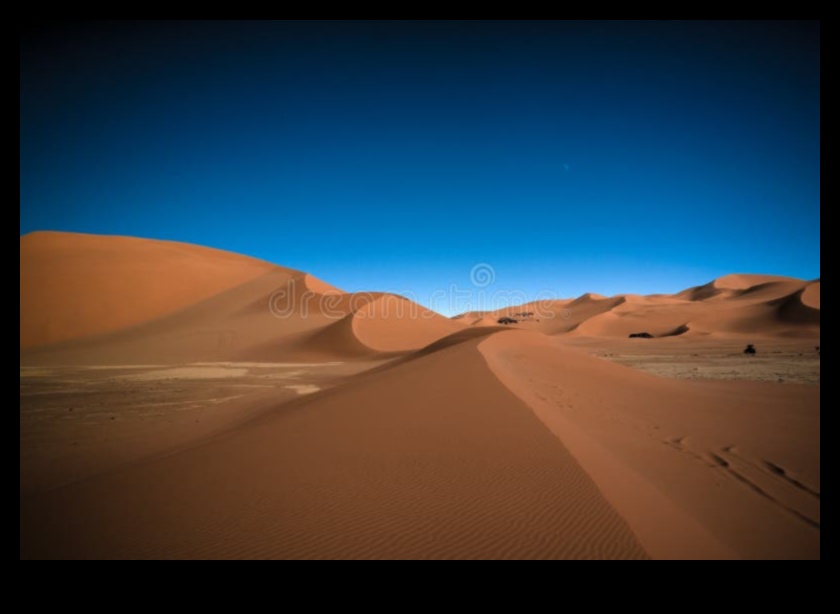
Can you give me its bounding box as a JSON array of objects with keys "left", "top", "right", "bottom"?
[
  {"left": 351, "top": 295, "right": 464, "bottom": 353},
  {"left": 303, "top": 294, "right": 464, "bottom": 356},
  {"left": 711, "top": 273, "right": 800, "bottom": 291},
  {"left": 479, "top": 330, "right": 820, "bottom": 559},
  {"left": 302, "top": 274, "right": 345, "bottom": 295}
]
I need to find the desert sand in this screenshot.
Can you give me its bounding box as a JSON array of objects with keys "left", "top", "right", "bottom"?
[{"left": 20, "top": 232, "right": 819, "bottom": 559}]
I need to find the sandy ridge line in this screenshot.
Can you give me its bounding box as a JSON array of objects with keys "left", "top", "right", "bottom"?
[{"left": 477, "top": 332, "right": 738, "bottom": 560}]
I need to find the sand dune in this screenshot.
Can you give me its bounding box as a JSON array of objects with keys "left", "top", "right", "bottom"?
[
  {"left": 21, "top": 234, "right": 820, "bottom": 362},
  {"left": 19, "top": 233, "right": 820, "bottom": 559},
  {"left": 20, "top": 232, "right": 279, "bottom": 349},
  {"left": 450, "top": 310, "right": 491, "bottom": 326},
  {"left": 459, "top": 274, "right": 819, "bottom": 340},
  {"left": 351, "top": 295, "right": 465, "bottom": 352},
  {"left": 800, "top": 280, "right": 820, "bottom": 309},
  {"left": 480, "top": 331, "right": 819, "bottom": 559},
  {"left": 20, "top": 330, "right": 648, "bottom": 560},
  {"left": 711, "top": 273, "right": 802, "bottom": 291},
  {"left": 301, "top": 273, "right": 344, "bottom": 295},
  {"left": 675, "top": 274, "right": 802, "bottom": 302},
  {"left": 22, "top": 270, "right": 329, "bottom": 365},
  {"left": 20, "top": 234, "right": 464, "bottom": 365}
]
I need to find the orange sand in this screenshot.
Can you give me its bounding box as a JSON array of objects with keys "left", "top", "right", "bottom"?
[{"left": 20, "top": 233, "right": 819, "bottom": 559}]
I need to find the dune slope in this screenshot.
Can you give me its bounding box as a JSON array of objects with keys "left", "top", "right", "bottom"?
[
  {"left": 480, "top": 331, "right": 820, "bottom": 560},
  {"left": 20, "top": 234, "right": 464, "bottom": 364},
  {"left": 20, "top": 330, "right": 648, "bottom": 560},
  {"left": 20, "top": 232, "right": 282, "bottom": 349}
]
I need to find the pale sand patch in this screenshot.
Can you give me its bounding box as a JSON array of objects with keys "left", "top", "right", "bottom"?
[
  {"left": 20, "top": 359, "right": 376, "bottom": 497},
  {"left": 22, "top": 363, "right": 344, "bottom": 373},
  {"left": 285, "top": 385, "right": 321, "bottom": 395},
  {"left": 192, "top": 362, "right": 344, "bottom": 368},
  {"left": 81, "top": 365, "right": 166, "bottom": 370},
  {"left": 20, "top": 369, "right": 57, "bottom": 378},
  {"left": 121, "top": 367, "right": 249, "bottom": 380}
]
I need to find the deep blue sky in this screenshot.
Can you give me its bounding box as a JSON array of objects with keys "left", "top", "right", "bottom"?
[{"left": 20, "top": 21, "right": 820, "bottom": 315}]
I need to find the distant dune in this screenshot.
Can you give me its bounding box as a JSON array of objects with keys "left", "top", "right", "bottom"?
[{"left": 457, "top": 274, "right": 819, "bottom": 340}]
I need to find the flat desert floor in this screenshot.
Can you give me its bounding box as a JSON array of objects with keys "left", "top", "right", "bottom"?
[
  {"left": 20, "top": 360, "right": 385, "bottom": 494},
  {"left": 570, "top": 337, "right": 821, "bottom": 385}
]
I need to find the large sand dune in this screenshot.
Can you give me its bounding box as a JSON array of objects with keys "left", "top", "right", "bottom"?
[
  {"left": 20, "top": 232, "right": 280, "bottom": 349},
  {"left": 20, "top": 233, "right": 463, "bottom": 365}
]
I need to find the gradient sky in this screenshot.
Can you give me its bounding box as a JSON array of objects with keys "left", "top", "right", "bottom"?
[{"left": 20, "top": 21, "right": 820, "bottom": 315}]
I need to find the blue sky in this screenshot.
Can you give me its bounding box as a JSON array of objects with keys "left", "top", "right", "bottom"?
[{"left": 20, "top": 21, "right": 820, "bottom": 315}]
